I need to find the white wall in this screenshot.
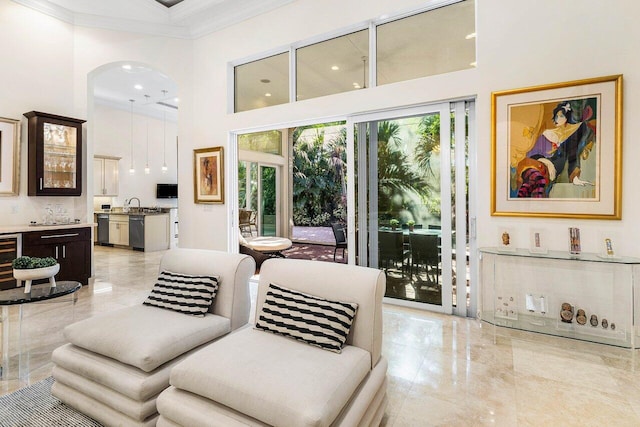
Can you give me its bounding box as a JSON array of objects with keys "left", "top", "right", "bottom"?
[
  {"left": 0, "top": 0, "right": 192, "bottom": 227},
  {"left": 181, "top": 0, "right": 640, "bottom": 259},
  {"left": 0, "top": 0, "right": 81, "bottom": 225},
  {"left": 475, "top": 0, "right": 640, "bottom": 256},
  {"left": 93, "top": 104, "right": 178, "bottom": 209}
]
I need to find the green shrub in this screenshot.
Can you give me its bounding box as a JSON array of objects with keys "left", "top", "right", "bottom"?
[{"left": 12, "top": 256, "right": 57, "bottom": 269}]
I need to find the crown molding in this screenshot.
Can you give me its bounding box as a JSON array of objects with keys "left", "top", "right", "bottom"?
[
  {"left": 74, "top": 13, "right": 192, "bottom": 39},
  {"left": 12, "top": 0, "right": 74, "bottom": 23},
  {"left": 12, "top": 0, "right": 296, "bottom": 39},
  {"left": 168, "top": 0, "right": 226, "bottom": 22},
  {"left": 188, "top": 0, "right": 295, "bottom": 39}
]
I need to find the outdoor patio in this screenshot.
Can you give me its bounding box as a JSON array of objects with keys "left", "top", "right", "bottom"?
[{"left": 284, "top": 226, "right": 346, "bottom": 263}]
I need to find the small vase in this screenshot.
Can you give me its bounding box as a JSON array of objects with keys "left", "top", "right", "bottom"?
[
  {"left": 13, "top": 264, "right": 60, "bottom": 293},
  {"left": 409, "top": 226, "right": 415, "bottom": 231}
]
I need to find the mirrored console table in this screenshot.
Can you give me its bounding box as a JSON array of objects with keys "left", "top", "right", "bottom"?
[{"left": 479, "top": 248, "right": 640, "bottom": 349}]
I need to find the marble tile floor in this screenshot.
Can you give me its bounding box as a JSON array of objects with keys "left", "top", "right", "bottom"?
[{"left": 2, "top": 245, "right": 640, "bottom": 426}]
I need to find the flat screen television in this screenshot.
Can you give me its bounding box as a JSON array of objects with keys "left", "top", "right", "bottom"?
[{"left": 156, "top": 183, "right": 178, "bottom": 199}]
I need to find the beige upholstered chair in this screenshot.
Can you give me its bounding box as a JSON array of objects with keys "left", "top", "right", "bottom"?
[
  {"left": 156, "top": 257, "right": 387, "bottom": 427},
  {"left": 51, "top": 248, "right": 255, "bottom": 427}
]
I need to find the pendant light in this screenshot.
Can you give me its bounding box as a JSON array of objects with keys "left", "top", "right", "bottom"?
[
  {"left": 161, "top": 89, "right": 168, "bottom": 173},
  {"left": 144, "top": 94, "right": 150, "bottom": 174},
  {"left": 129, "top": 99, "right": 135, "bottom": 175}
]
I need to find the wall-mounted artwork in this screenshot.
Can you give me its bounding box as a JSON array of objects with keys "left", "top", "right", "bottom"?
[
  {"left": 194, "top": 146, "right": 224, "bottom": 204},
  {"left": 491, "top": 75, "right": 622, "bottom": 219},
  {"left": 0, "top": 117, "right": 21, "bottom": 196}
]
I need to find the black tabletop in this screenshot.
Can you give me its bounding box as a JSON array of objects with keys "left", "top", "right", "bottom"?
[{"left": 0, "top": 281, "right": 81, "bottom": 305}]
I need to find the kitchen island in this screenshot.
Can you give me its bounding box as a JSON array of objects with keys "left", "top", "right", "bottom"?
[{"left": 94, "top": 209, "right": 170, "bottom": 252}]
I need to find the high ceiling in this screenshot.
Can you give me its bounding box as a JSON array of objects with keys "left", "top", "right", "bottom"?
[
  {"left": 12, "top": 0, "right": 296, "bottom": 39},
  {"left": 93, "top": 64, "right": 179, "bottom": 122},
  {"left": 13, "top": 0, "right": 296, "bottom": 118}
]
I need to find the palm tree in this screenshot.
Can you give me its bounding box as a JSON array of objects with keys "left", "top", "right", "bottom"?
[
  {"left": 414, "top": 114, "right": 441, "bottom": 178},
  {"left": 376, "top": 120, "right": 428, "bottom": 217},
  {"left": 292, "top": 123, "right": 347, "bottom": 226}
]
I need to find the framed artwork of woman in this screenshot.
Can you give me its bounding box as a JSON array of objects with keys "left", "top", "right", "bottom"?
[{"left": 491, "top": 75, "right": 622, "bottom": 219}]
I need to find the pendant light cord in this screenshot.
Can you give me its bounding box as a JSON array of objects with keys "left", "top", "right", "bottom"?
[
  {"left": 129, "top": 99, "right": 135, "bottom": 172},
  {"left": 161, "top": 89, "right": 168, "bottom": 172}
]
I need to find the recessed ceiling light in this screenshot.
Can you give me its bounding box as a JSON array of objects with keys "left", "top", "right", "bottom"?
[
  {"left": 265, "top": 93, "right": 272, "bottom": 97},
  {"left": 134, "top": 84, "right": 143, "bottom": 90},
  {"left": 122, "top": 64, "right": 132, "bottom": 70},
  {"left": 260, "top": 79, "right": 271, "bottom": 83},
  {"left": 465, "top": 32, "right": 476, "bottom": 40},
  {"left": 174, "top": 97, "right": 180, "bottom": 103},
  {"left": 331, "top": 65, "right": 339, "bottom": 71},
  {"left": 470, "top": 61, "right": 477, "bottom": 67}
]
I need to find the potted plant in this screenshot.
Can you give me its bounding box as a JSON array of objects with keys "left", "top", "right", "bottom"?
[
  {"left": 407, "top": 220, "right": 416, "bottom": 231},
  {"left": 389, "top": 219, "right": 400, "bottom": 230},
  {"left": 12, "top": 256, "right": 60, "bottom": 293}
]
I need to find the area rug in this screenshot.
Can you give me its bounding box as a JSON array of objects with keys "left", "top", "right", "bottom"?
[{"left": 0, "top": 377, "right": 102, "bottom": 427}]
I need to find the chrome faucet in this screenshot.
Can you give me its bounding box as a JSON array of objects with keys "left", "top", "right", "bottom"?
[{"left": 126, "top": 197, "right": 141, "bottom": 212}]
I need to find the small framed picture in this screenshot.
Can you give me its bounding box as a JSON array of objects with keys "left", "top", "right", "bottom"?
[
  {"left": 597, "top": 237, "right": 621, "bottom": 259},
  {"left": 529, "top": 229, "right": 548, "bottom": 254},
  {"left": 497, "top": 228, "right": 516, "bottom": 252},
  {"left": 569, "top": 227, "right": 581, "bottom": 255},
  {"left": 193, "top": 146, "right": 224, "bottom": 204}
]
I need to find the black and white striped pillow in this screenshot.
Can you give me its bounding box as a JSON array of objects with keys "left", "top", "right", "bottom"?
[
  {"left": 255, "top": 283, "right": 358, "bottom": 353},
  {"left": 143, "top": 270, "right": 219, "bottom": 317}
]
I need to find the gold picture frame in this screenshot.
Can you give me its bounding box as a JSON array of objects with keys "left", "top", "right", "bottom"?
[
  {"left": 194, "top": 146, "right": 224, "bottom": 204},
  {"left": 0, "top": 116, "right": 21, "bottom": 196},
  {"left": 491, "top": 75, "right": 622, "bottom": 219}
]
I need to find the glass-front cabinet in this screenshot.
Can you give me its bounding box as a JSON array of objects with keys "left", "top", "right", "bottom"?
[{"left": 24, "top": 111, "right": 85, "bottom": 196}]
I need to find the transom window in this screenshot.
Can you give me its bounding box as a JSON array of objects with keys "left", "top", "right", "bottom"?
[{"left": 232, "top": 0, "right": 475, "bottom": 113}]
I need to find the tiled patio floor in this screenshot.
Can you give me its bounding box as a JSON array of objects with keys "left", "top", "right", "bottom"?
[{"left": 291, "top": 226, "right": 334, "bottom": 245}]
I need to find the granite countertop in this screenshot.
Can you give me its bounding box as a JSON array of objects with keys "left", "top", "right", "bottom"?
[
  {"left": 95, "top": 211, "right": 169, "bottom": 216},
  {"left": 0, "top": 222, "right": 97, "bottom": 234}
]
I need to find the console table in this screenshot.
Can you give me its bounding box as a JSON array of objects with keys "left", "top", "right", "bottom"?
[
  {"left": 479, "top": 248, "right": 640, "bottom": 349},
  {"left": 0, "top": 281, "right": 81, "bottom": 380}
]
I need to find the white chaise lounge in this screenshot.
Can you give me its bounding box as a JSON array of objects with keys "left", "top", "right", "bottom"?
[
  {"left": 156, "top": 257, "right": 387, "bottom": 427},
  {"left": 51, "top": 248, "right": 255, "bottom": 427}
]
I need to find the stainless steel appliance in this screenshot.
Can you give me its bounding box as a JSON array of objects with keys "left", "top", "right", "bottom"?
[
  {"left": 97, "top": 214, "right": 110, "bottom": 245},
  {"left": 129, "top": 215, "right": 144, "bottom": 251}
]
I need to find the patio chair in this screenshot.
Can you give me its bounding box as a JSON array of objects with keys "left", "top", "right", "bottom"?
[
  {"left": 239, "top": 209, "right": 252, "bottom": 236},
  {"left": 378, "top": 230, "right": 410, "bottom": 277},
  {"left": 409, "top": 232, "right": 440, "bottom": 285},
  {"left": 248, "top": 210, "right": 258, "bottom": 235},
  {"left": 331, "top": 222, "right": 347, "bottom": 262}
]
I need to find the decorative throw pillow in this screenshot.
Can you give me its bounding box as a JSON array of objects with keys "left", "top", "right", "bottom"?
[
  {"left": 143, "top": 270, "right": 219, "bottom": 317},
  {"left": 255, "top": 283, "right": 358, "bottom": 353}
]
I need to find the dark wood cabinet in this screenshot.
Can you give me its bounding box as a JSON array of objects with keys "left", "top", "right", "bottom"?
[
  {"left": 22, "top": 227, "right": 91, "bottom": 285},
  {"left": 0, "top": 236, "right": 19, "bottom": 291},
  {"left": 24, "top": 111, "right": 86, "bottom": 196}
]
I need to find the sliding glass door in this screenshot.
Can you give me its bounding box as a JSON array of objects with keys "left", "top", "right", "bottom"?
[
  {"left": 348, "top": 101, "right": 473, "bottom": 314},
  {"left": 259, "top": 165, "right": 278, "bottom": 236},
  {"left": 238, "top": 161, "right": 281, "bottom": 237}
]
